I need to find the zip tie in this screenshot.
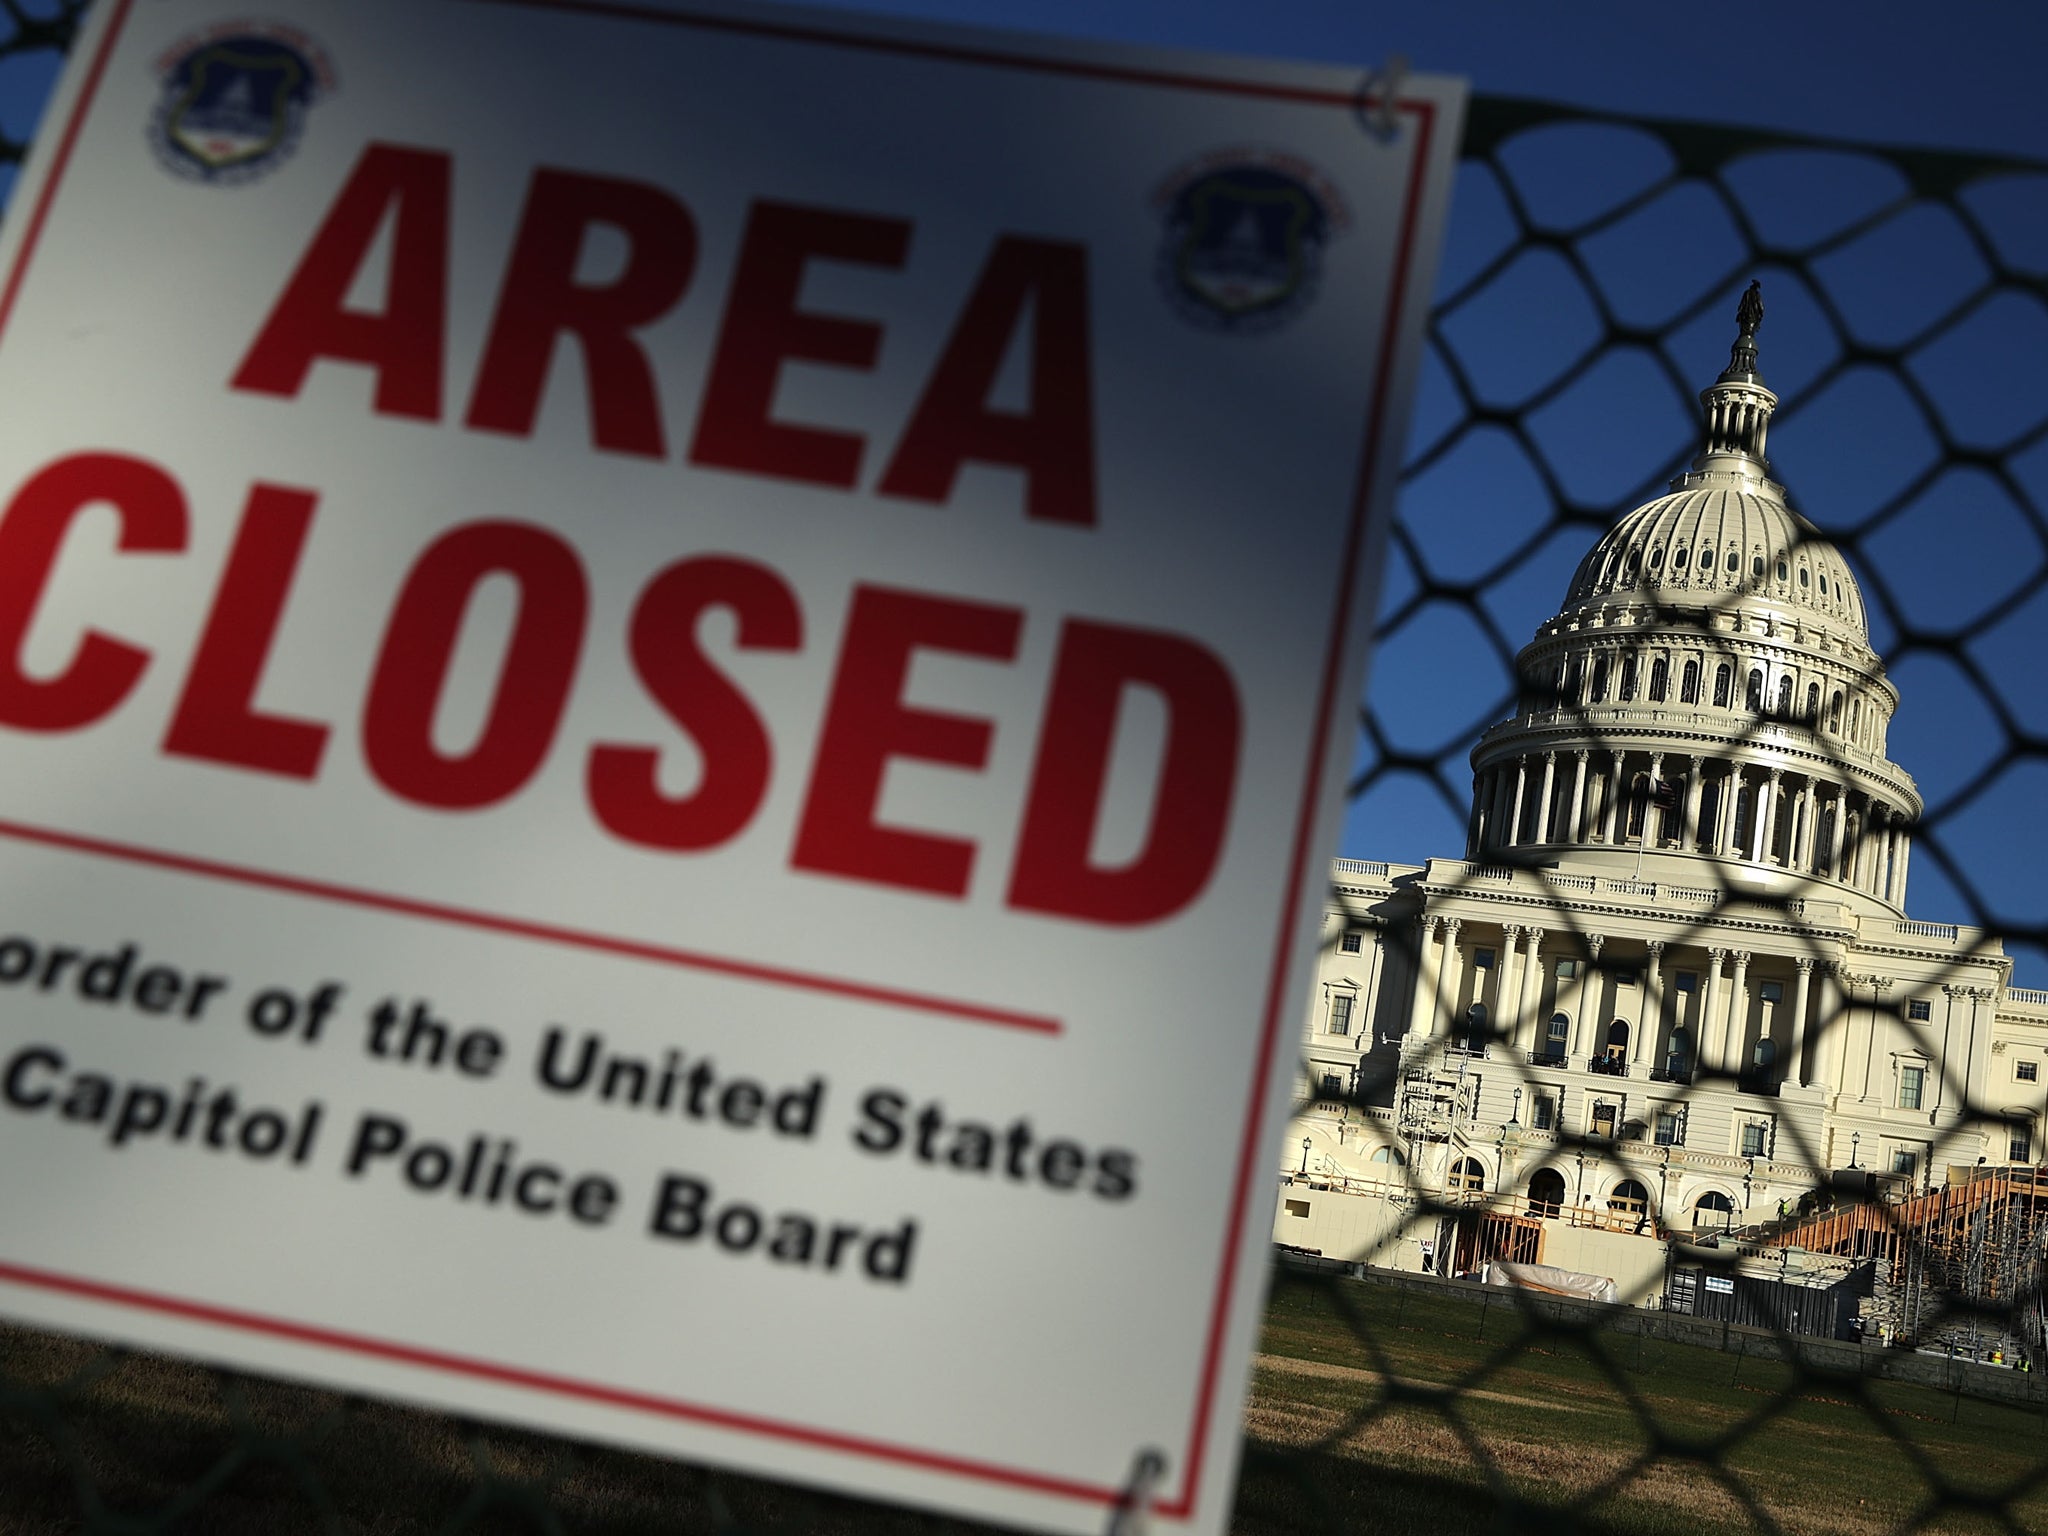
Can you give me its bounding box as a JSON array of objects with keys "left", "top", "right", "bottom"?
[
  {"left": 1354, "top": 53, "right": 1409, "bottom": 143},
  {"left": 1106, "top": 1448, "right": 1167, "bottom": 1536}
]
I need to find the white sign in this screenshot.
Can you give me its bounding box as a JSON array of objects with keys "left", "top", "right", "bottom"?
[
  {"left": 0, "top": 3, "right": 1460, "bottom": 1530},
  {"left": 1704, "top": 1275, "right": 1738, "bottom": 1294}
]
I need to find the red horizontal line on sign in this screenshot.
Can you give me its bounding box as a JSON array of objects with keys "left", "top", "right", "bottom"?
[
  {"left": 0, "top": 1257, "right": 1121, "bottom": 1507},
  {"left": 0, "top": 819, "right": 1061, "bottom": 1036},
  {"left": 470, "top": 0, "right": 1422, "bottom": 113}
]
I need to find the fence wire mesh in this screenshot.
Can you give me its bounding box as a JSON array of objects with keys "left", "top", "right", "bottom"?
[{"left": 1, "top": 10, "right": 2046, "bottom": 1534}]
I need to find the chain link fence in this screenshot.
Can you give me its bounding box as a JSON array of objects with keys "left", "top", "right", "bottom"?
[{"left": 2, "top": 7, "right": 2047, "bottom": 1532}]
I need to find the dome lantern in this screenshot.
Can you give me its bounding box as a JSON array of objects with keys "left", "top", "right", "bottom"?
[{"left": 1693, "top": 281, "right": 1776, "bottom": 478}]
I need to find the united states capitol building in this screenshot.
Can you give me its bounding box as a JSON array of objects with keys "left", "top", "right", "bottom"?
[{"left": 1281, "top": 291, "right": 2048, "bottom": 1320}]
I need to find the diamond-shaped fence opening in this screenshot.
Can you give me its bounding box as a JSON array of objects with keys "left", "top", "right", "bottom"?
[{"left": 1, "top": 11, "right": 2047, "bottom": 1533}]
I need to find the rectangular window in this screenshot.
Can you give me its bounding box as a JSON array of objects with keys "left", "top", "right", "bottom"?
[
  {"left": 2018, "top": 1061, "right": 2039, "bottom": 1083},
  {"left": 1475, "top": 948, "right": 1495, "bottom": 970},
  {"left": 1740, "top": 1123, "right": 1767, "bottom": 1158},
  {"left": 1318, "top": 1072, "right": 1343, "bottom": 1098},
  {"left": 1892, "top": 1149, "right": 1918, "bottom": 1177},
  {"left": 1901, "top": 1065, "right": 1925, "bottom": 1111},
  {"left": 1284, "top": 1199, "right": 1310, "bottom": 1218},
  {"left": 2010, "top": 1128, "right": 2033, "bottom": 1163},
  {"left": 1340, "top": 929, "right": 1363, "bottom": 954},
  {"left": 1907, "top": 999, "right": 1931, "bottom": 1022},
  {"left": 1555, "top": 959, "right": 1578, "bottom": 980},
  {"left": 1533, "top": 1095, "right": 1556, "bottom": 1131},
  {"left": 1675, "top": 971, "right": 1697, "bottom": 993},
  {"left": 1654, "top": 1109, "right": 1683, "bottom": 1147},
  {"left": 1591, "top": 1102, "right": 1617, "bottom": 1140},
  {"left": 1760, "top": 981, "right": 1784, "bottom": 1004},
  {"left": 1614, "top": 970, "right": 1638, "bottom": 988},
  {"left": 1328, "top": 995, "right": 1353, "bottom": 1036}
]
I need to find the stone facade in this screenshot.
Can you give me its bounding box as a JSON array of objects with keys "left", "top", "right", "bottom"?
[{"left": 1283, "top": 298, "right": 2048, "bottom": 1278}]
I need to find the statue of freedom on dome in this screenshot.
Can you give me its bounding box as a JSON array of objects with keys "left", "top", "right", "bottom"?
[{"left": 1736, "top": 280, "right": 1765, "bottom": 338}]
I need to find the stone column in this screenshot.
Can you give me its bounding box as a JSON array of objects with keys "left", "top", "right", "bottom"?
[
  {"left": 1601, "top": 753, "right": 1625, "bottom": 842},
  {"left": 1726, "top": 951, "right": 1753, "bottom": 1073},
  {"left": 1683, "top": 756, "right": 1705, "bottom": 853},
  {"left": 1568, "top": 750, "right": 1589, "bottom": 843},
  {"left": 1569, "top": 934, "right": 1603, "bottom": 1066},
  {"left": 1823, "top": 964, "right": 1853, "bottom": 1093},
  {"left": 1700, "top": 948, "right": 1727, "bottom": 1071},
  {"left": 1435, "top": 919, "right": 1464, "bottom": 1039},
  {"left": 1827, "top": 789, "right": 1847, "bottom": 880},
  {"left": 1495, "top": 925, "right": 1524, "bottom": 1046},
  {"left": 1893, "top": 827, "right": 1911, "bottom": 904},
  {"left": 1789, "top": 957, "right": 1815, "bottom": 1087},
  {"left": 1794, "top": 778, "right": 1818, "bottom": 872},
  {"left": 1639, "top": 940, "right": 1664, "bottom": 1065},
  {"left": 1717, "top": 770, "right": 1742, "bottom": 857},
  {"left": 1811, "top": 962, "right": 1844, "bottom": 1092},
  {"left": 1403, "top": 916, "right": 1441, "bottom": 1039},
  {"left": 1644, "top": 752, "right": 1665, "bottom": 846},
  {"left": 1490, "top": 771, "right": 1513, "bottom": 855},
  {"left": 1753, "top": 770, "right": 1785, "bottom": 868},
  {"left": 1535, "top": 753, "right": 1558, "bottom": 843},
  {"left": 1466, "top": 777, "right": 1486, "bottom": 858},
  {"left": 1508, "top": 759, "right": 1529, "bottom": 849},
  {"left": 1518, "top": 928, "right": 1546, "bottom": 1051},
  {"left": 1762, "top": 769, "right": 1785, "bottom": 864},
  {"left": 1880, "top": 813, "right": 1900, "bottom": 902}
]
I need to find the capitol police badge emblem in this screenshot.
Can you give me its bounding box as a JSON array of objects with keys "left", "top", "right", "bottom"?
[
  {"left": 149, "top": 23, "right": 336, "bottom": 186},
  {"left": 1154, "top": 149, "right": 1351, "bottom": 333}
]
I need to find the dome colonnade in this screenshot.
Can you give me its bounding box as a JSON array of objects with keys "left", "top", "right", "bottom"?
[{"left": 1464, "top": 284, "right": 1920, "bottom": 913}]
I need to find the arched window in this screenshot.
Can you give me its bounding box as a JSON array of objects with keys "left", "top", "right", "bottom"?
[
  {"left": 1619, "top": 656, "right": 1639, "bottom": 701},
  {"left": 1806, "top": 682, "right": 1820, "bottom": 721},
  {"left": 1752, "top": 554, "right": 1765, "bottom": 579},
  {"left": 1850, "top": 696, "right": 1863, "bottom": 735},
  {"left": 1713, "top": 664, "right": 1732, "bottom": 708},
  {"left": 1648, "top": 546, "right": 1663, "bottom": 570},
  {"left": 1776, "top": 558, "right": 1789, "bottom": 582},
  {"left": 1726, "top": 549, "right": 1740, "bottom": 573},
  {"left": 1464, "top": 1003, "right": 1489, "bottom": 1052},
  {"left": 1694, "top": 1191, "right": 1735, "bottom": 1227},
  {"left": 1368, "top": 1146, "right": 1406, "bottom": 1167},
  {"left": 1776, "top": 676, "right": 1794, "bottom": 716},
  {"left": 1649, "top": 658, "right": 1668, "bottom": 702},
  {"left": 1798, "top": 566, "right": 1810, "bottom": 587},
  {"left": 1746, "top": 669, "right": 1765, "bottom": 712},
  {"left": 1449, "top": 1158, "right": 1486, "bottom": 1193},
  {"left": 1546, "top": 1012, "right": 1570, "bottom": 1051},
  {"left": 1830, "top": 691, "right": 1844, "bottom": 732},
  {"left": 1603, "top": 1019, "right": 1629, "bottom": 1072},
  {"left": 1527, "top": 1169, "right": 1566, "bottom": 1217},
  {"left": 1673, "top": 546, "right": 1690, "bottom": 570},
  {"left": 1567, "top": 655, "right": 1586, "bottom": 702},
  {"left": 1591, "top": 656, "right": 1610, "bottom": 702},
  {"left": 1681, "top": 659, "right": 1700, "bottom": 704},
  {"left": 1608, "top": 1179, "right": 1650, "bottom": 1216}
]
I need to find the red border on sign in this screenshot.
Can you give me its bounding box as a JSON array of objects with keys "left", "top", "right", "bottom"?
[{"left": 0, "top": 0, "right": 1441, "bottom": 1522}]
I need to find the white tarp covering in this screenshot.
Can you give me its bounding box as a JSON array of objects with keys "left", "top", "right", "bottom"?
[{"left": 1479, "top": 1261, "right": 1620, "bottom": 1304}]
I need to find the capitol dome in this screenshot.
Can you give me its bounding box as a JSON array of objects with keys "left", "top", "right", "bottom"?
[
  {"left": 1466, "top": 284, "right": 1921, "bottom": 912},
  {"left": 1560, "top": 485, "right": 1868, "bottom": 640}
]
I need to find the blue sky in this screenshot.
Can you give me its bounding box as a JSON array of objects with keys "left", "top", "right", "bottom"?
[{"left": 2, "top": 0, "right": 2043, "bottom": 976}]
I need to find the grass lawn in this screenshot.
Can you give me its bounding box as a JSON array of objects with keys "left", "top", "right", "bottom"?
[
  {"left": 2, "top": 1273, "right": 2045, "bottom": 1533},
  {"left": 1242, "top": 1270, "right": 2048, "bottom": 1536}
]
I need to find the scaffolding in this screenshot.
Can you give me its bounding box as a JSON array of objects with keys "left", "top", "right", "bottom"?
[{"left": 1768, "top": 1168, "right": 2048, "bottom": 1356}]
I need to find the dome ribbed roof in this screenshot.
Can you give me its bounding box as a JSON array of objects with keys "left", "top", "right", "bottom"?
[{"left": 1561, "top": 476, "right": 1868, "bottom": 638}]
